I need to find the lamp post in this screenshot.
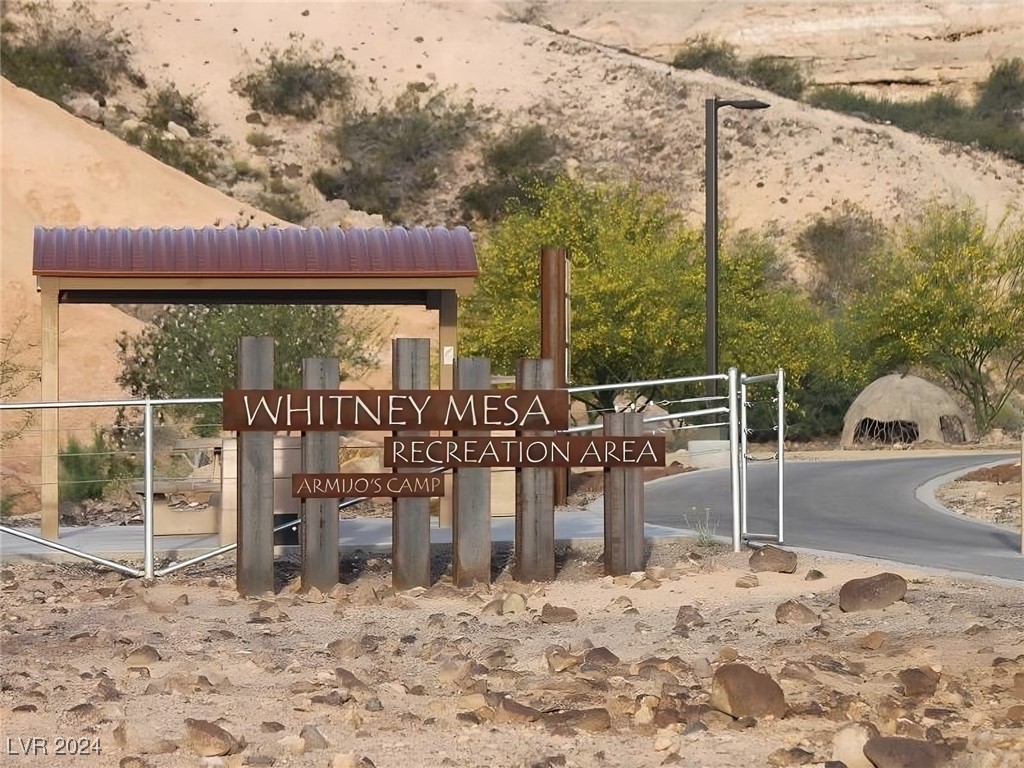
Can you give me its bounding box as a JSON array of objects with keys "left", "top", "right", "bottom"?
[{"left": 705, "top": 97, "right": 770, "bottom": 391}]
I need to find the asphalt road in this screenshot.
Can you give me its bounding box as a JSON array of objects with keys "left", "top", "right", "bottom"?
[{"left": 643, "top": 453, "right": 1023, "bottom": 581}]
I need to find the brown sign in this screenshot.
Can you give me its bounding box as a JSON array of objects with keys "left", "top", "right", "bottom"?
[
  {"left": 223, "top": 389, "right": 568, "bottom": 432},
  {"left": 384, "top": 436, "right": 666, "bottom": 468},
  {"left": 292, "top": 473, "right": 445, "bottom": 498}
]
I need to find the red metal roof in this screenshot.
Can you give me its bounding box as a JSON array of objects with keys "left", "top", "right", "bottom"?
[{"left": 32, "top": 225, "right": 478, "bottom": 278}]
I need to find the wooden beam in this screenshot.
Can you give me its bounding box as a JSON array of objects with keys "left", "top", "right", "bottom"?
[
  {"left": 515, "top": 358, "right": 556, "bottom": 582},
  {"left": 300, "top": 358, "right": 340, "bottom": 593},
  {"left": 453, "top": 357, "right": 492, "bottom": 587},
  {"left": 39, "top": 278, "right": 59, "bottom": 540},
  {"left": 392, "top": 338, "right": 432, "bottom": 590},
  {"left": 603, "top": 412, "right": 646, "bottom": 575},
  {"left": 236, "top": 336, "right": 275, "bottom": 596},
  {"left": 438, "top": 289, "right": 457, "bottom": 528}
]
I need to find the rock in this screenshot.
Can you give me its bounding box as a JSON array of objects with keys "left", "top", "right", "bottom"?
[
  {"left": 775, "top": 599, "right": 818, "bottom": 624},
  {"left": 673, "top": 605, "right": 706, "bottom": 634},
  {"left": 839, "top": 573, "right": 907, "bottom": 612},
  {"left": 327, "top": 637, "right": 363, "bottom": 659},
  {"left": 861, "top": 631, "right": 890, "bottom": 650},
  {"left": 331, "top": 754, "right": 359, "bottom": 768},
  {"left": 261, "top": 722, "right": 285, "bottom": 733},
  {"left": 67, "top": 96, "right": 103, "bottom": 122},
  {"left": 300, "top": 724, "right": 330, "bottom": 750},
  {"left": 540, "top": 604, "right": 577, "bottom": 623},
  {"left": 862, "top": 736, "right": 948, "bottom": 767},
  {"left": 768, "top": 747, "right": 816, "bottom": 765},
  {"left": 349, "top": 583, "right": 381, "bottom": 605},
  {"left": 898, "top": 666, "right": 941, "bottom": 698},
  {"left": 709, "top": 663, "right": 786, "bottom": 719},
  {"left": 495, "top": 697, "right": 542, "bottom": 723},
  {"left": 502, "top": 592, "right": 527, "bottom": 615},
  {"left": 543, "top": 708, "right": 611, "bottom": 732},
  {"left": 118, "top": 758, "right": 150, "bottom": 768},
  {"left": 184, "top": 718, "right": 237, "bottom": 756},
  {"left": 582, "top": 647, "right": 619, "bottom": 667},
  {"left": 749, "top": 545, "right": 798, "bottom": 573},
  {"left": 245, "top": 111, "right": 265, "bottom": 125},
  {"left": 125, "top": 645, "right": 161, "bottom": 665},
  {"left": 735, "top": 574, "right": 760, "bottom": 588},
  {"left": 805, "top": 569, "right": 826, "bottom": 580},
  {"left": 437, "top": 657, "right": 474, "bottom": 684},
  {"left": 545, "top": 646, "right": 580, "bottom": 673},
  {"left": 166, "top": 121, "right": 191, "bottom": 141},
  {"left": 831, "top": 722, "right": 879, "bottom": 768},
  {"left": 335, "top": 667, "right": 372, "bottom": 692}
]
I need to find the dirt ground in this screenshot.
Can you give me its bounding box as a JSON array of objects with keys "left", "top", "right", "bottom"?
[{"left": 1, "top": 452, "right": 1022, "bottom": 768}]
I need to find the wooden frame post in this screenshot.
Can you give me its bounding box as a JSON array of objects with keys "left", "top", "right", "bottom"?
[
  {"left": 515, "top": 358, "right": 556, "bottom": 582},
  {"left": 603, "top": 412, "right": 646, "bottom": 575},
  {"left": 236, "top": 336, "right": 275, "bottom": 596},
  {"left": 438, "top": 289, "right": 458, "bottom": 528},
  {"left": 540, "top": 248, "right": 569, "bottom": 506},
  {"left": 453, "top": 357, "right": 492, "bottom": 587},
  {"left": 300, "top": 358, "right": 340, "bottom": 592},
  {"left": 39, "top": 279, "right": 59, "bottom": 540},
  {"left": 392, "top": 338, "right": 432, "bottom": 590}
]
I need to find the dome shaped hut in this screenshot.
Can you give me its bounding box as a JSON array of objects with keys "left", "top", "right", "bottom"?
[{"left": 841, "top": 374, "right": 974, "bottom": 448}]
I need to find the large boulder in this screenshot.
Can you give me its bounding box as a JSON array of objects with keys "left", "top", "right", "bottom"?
[
  {"left": 749, "top": 545, "right": 798, "bottom": 573},
  {"left": 839, "top": 572, "right": 907, "bottom": 612},
  {"left": 709, "top": 663, "right": 786, "bottom": 719}
]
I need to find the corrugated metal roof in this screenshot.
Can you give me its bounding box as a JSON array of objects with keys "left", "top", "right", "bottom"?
[{"left": 33, "top": 225, "right": 478, "bottom": 278}]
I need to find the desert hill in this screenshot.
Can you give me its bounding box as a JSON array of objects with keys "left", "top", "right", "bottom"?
[{"left": 2, "top": 0, "right": 1023, "bottom": 458}]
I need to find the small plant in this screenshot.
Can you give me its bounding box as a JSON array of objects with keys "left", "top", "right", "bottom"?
[
  {"left": 1, "top": 315, "right": 40, "bottom": 448},
  {"left": 0, "top": 0, "right": 139, "bottom": 104},
  {"left": 744, "top": 55, "right": 807, "bottom": 100},
  {"left": 502, "top": 1, "right": 547, "bottom": 25},
  {"left": 143, "top": 83, "right": 210, "bottom": 137},
  {"left": 245, "top": 130, "right": 277, "bottom": 150},
  {"left": 59, "top": 430, "right": 139, "bottom": 503},
  {"left": 230, "top": 158, "right": 265, "bottom": 182},
  {"left": 256, "top": 179, "right": 311, "bottom": 223},
  {"left": 123, "top": 125, "right": 220, "bottom": 183},
  {"left": 685, "top": 506, "right": 719, "bottom": 548},
  {"left": 231, "top": 37, "right": 354, "bottom": 120},
  {"left": 671, "top": 35, "right": 741, "bottom": 79}
]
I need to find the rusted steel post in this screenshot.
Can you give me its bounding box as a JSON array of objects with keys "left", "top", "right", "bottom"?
[
  {"left": 515, "top": 357, "right": 556, "bottom": 582},
  {"left": 236, "top": 336, "right": 275, "bottom": 596},
  {"left": 453, "top": 357, "right": 493, "bottom": 587},
  {"left": 603, "top": 412, "right": 646, "bottom": 575},
  {"left": 300, "top": 358, "right": 340, "bottom": 593},
  {"left": 392, "top": 338, "right": 432, "bottom": 591},
  {"left": 540, "top": 247, "right": 570, "bottom": 505}
]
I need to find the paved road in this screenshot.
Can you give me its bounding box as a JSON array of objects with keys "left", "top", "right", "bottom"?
[{"left": 643, "top": 453, "right": 1023, "bottom": 581}]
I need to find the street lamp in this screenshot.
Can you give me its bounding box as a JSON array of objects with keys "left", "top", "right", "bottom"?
[{"left": 705, "top": 97, "right": 770, "bottom": 391}]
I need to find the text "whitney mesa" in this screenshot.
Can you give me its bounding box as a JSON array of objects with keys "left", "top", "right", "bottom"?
[{"left": 222, "top": 389, "right": 570, "bottom": 431}]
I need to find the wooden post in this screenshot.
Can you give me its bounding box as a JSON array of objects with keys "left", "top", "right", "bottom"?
[
  {"left": 438, "top": 289, "right": 458, "bottom": 528},
  {"left": 39, "top": 279, "right": 59, "bottom": 540},
  {"left": 300, "top": 358, "right": 340, "bottom": 593},
  {"left": 236, "top": 336, "right": 275, "bottom": 596},
  {"left": 603, "top": 412, "right": 646, "bottom": 575},
  {"left": 1020, "top": 439, "right": 1023, "bottom": 556},
  {"left": 392, "top": 338, "right": 432, "bottom": 591},
  {"left": 515, "top": 358, "right": 556, "bottom": 582},
  {"left": 540, "top": 248, "right": 569, "bottom": 506},
  {"left": 453, "top": 357, "right": 492, "bottom": 587}
]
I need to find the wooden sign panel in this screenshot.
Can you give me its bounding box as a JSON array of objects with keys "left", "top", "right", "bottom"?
[
  {"left": 292, "top": 473, "right": 445, "bottom": 498},
  {"left": 223, "top": 389, "right": 568, "bottom": 431},
  {"left": 384, "top": 436, "right": 666, "bottom": 468}
]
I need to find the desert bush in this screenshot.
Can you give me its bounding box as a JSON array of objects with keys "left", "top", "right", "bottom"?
[
  {"left": 245, "top": 130, "right": 277, "bottom": 150},
  {"left": 230, "top": 159, "right": 265, "bottom": 182},
  {"left": 1, "top": 316, "right": 40, "bottom": 448},
  {"left": 502, "top": 1, "right": 548, "bottom": 24},
  {"left": 0, "top": 0, "right": 139, "bottom": 104},
  {"left": 59, "top": 430, "right": 139, "bottom": 503},
  {"left": 459, "top": 124, "right": 561, "bottom": 221},
  {"left": 974, "top": 57, "right": 1024, "bottom": 125},
  {"left": 123, "top": 125, "right": 220, "bottom": 183},
  {"left": 231, "top": 37, "right": 354, "bottom": 120},
  {"left": 314, "top": 84, "right": 477, "bottom": 223},
  {"left": 671, "top": 36, "right": 741, "bottom": 79},
  {"left": 143, "top": 83, "right": 210, "bottom": 137},
  {"left": 256, "top": 179, "right": 311, "bottom": 223},
  {"left": 744, "top": 55, "right": 806, "bottom": 100}
]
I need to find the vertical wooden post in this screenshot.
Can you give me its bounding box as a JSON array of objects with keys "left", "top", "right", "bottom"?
[
  {"left": 453, "top": 357, "right": 492, "bottom": 587},
  {"left": 392, "top": 338, "right": 432, "bottom": 591},
  {"left": 515, "top": 358, "right": 556, "bottom": 582},
  {"left": 1020, "top": 439, "right": 1023, "bottom": 555},
  {"left": 301, "top": 358, "right": 340, "bottom": 593},
  {"left": 236, "top": 336, "right": 275, "bottom": 596},
  {"left": 540, "top": 248, "right": 569, "bottom": 506},
  {"left": 438, "top": 289, "right": 458, "bottom": 528},
  {"left": 39, "top": 279, "right": 59, "bottom": 540},
  {"left": 603, "top": 412, "right": 646, "bottom": 575}
]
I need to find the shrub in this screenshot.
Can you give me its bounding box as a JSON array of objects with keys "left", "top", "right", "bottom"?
[
  {"left": 245, "top": 130, "right": 277, "bottom": 150},
  {"left": 744, "top": 55, "right": 806, "bottom": 99},
  {"left": 59, "top": 430, "right": 139, "bottom": 503},
  {"left": 123, "top": 125, "right": 220, "bottom": 183},
  {"left": 671, "top": 36, "right": 741, "bottom": 79},
  {"left": 143, "top": 83, "right": 210, "bottom": 137},
  {"left": 231, "top": 159, "right": 265, "bottom": 182},
  {"left": 974, "top": 57, "right": 1024, "bottom": 125},
  {"left": 502, "top": 1, "right": 547, "bottom": 24},
  {"left": 459, "top": 124, "right": 561, "bottom": 221},
  {"left": 0, "top": 0, "right": 139, "bottom": 104},
  {"left": 1, "top": 316, "right": 40, "bottom": 448},
  {"left": 256, "top": 179, "right": 311, "bottom": 223},
  {"left": 314, "top": 84, "right": 477, "bottom": 223},
  {"left": 231, "top": 38, "right": 354, "bottom": 120}
]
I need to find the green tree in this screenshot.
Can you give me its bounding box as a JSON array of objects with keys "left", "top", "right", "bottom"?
[
  {"left": 116, "top": 305, "right": 384, "bottom": 434},
  {"left": 850, "top": 203, "right": 1024, "bottom": 434},
  {"left": 459, "top": 176, "right": 706, "bottom": 418}
]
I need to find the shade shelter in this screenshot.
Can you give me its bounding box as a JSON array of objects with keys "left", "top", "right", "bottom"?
[{"left": 32, "top": 224, "right": 478, "bottom": 538}]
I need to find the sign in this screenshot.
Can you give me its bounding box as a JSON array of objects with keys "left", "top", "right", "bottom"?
[
  {"left": 292, "top": 473, "right": 443, "bottom": 498},
  {"left": 223, "top": 389, "right": 569, "bottom": 431},
  {"left": 385, "top": 436, "right": 666, "bottom": 468}
]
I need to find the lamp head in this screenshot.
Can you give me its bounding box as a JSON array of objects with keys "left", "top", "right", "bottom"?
[{"left": 718, "top": 98, "right": 770, "bottom": 110}]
